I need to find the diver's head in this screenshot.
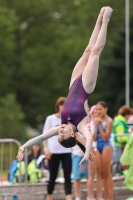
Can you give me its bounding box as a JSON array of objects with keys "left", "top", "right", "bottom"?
[{"left": 58, "top": 123, "right": 76, "bottom": 148}]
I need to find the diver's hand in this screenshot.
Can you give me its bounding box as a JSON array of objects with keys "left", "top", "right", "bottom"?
[
  {"left": 16, "top": 146, "right": 25, "bottom": 162},
  {"left": 79, "top": 153, "right": 94, "bottom": 171},
  {"left": 79, "top": 155, "right": 88, "bottom": 171}
]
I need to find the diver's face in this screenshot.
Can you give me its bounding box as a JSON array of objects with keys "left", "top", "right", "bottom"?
[{"left": 58, "top": 124, "right": 74, "bottom": 141}]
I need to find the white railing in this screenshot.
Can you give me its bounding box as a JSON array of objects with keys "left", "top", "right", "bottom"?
[{"left": 0, "top": 139, "right": 22, "bottom": 199}]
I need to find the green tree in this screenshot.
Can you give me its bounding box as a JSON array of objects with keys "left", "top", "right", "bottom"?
[
  {"left": 0, "top": 7, "right": 18, "bottom": 94},
  {"left": 0, "top": 94, "right": 28, "bottom": 141}
]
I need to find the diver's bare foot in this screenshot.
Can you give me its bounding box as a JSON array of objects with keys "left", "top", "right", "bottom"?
[
  {"left": 100, "top": 7, "right": 106, "bottom": 14},
  {"left": 103, "top": 6, "right": 113, "bottom": 22},
  {"left": 97, "top": 7, "right": 106, "bottom": 24},
  {"left": 95, "top": 7, "right": 105, "bottom": 27}
]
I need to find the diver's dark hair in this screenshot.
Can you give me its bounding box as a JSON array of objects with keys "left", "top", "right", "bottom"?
[
  {"left": 76, "top": 140, "right": 86, "bottom": 153},
  {"left": 59, "top": 136, "right": 86, "bottom": 153},
  {"left": 59, "top": 136, "right": 77, "bottom": 148}
]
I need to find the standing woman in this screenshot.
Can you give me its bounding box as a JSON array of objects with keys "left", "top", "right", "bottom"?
[{"left": 93, "top": 101, "right": 113, "bottom": 200}]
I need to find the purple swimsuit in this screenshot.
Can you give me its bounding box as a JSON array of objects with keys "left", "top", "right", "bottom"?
[{"left": 61, "top": 75, "right": 90, "bottom": 128}]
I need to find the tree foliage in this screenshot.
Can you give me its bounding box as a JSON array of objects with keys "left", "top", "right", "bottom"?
[{"left": 0, "top": 94, "right": 28, "bottom": 141}]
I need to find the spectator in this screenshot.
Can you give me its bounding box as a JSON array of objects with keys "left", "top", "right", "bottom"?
[
  {"left": 93, "top": 101, "right": 113, "bottom": 200},
  {"left": 72, "top": 144, "right": 88, "bottom": 200},
  {"left": 43, "top": 97, "right": 72, "bottom": 200},
  {"left": 120, "top": 131, "right": 133, "bottom": 190},
  {"left": 8, "top": 144, "right": 44, "bottom": 183},
  {"left": 112, "top": 105, "right": 132, "bottom": 175},
  {"left": 28, "top": 144, "right": 49, "bottom": 179},
  {"left": 28, "top": 144, "right": 42, "bottom": 164},
  {"left": 87, "top": 105, "right": 103, "bottom": 200},
  {"left": 26, "top": 144, "right": 44, "bottom": 183}
]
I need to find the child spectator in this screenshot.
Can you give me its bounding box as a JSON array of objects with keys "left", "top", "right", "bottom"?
[{"left": 72, "top": 144, "right": 88, "bottom": 200}]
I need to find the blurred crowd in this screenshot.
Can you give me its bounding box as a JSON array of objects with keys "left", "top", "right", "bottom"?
[{"left": 8, "top": 97, "right": 133, "bottom": 200}]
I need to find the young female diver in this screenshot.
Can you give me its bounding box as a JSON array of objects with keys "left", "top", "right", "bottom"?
[{"left": 17, "top": 7, "right": 113, "bottom": 170}]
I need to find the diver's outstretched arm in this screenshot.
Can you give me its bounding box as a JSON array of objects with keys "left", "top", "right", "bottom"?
[
  {"left": 77, "top": 117, "right": 93, "bottom": 170},
  {"left": 16, "top": 126, "right": 60, "bottom": 161}
]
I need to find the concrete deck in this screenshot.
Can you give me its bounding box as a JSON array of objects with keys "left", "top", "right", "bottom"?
[{"left": 0, "top": 176, "right": 132, "bottom": 200}]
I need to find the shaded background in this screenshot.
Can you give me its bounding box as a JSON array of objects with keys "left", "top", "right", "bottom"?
[{"left": 0, "top": 0, "right": 133, "bottom": 142}]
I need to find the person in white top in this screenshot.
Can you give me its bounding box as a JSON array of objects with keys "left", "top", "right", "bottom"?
[
  {"left": 87, "top": 105, "right": 103, "bottom": 200},
  {"left": 43, "top": 97, "right": 72, "bottom": 200}
]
